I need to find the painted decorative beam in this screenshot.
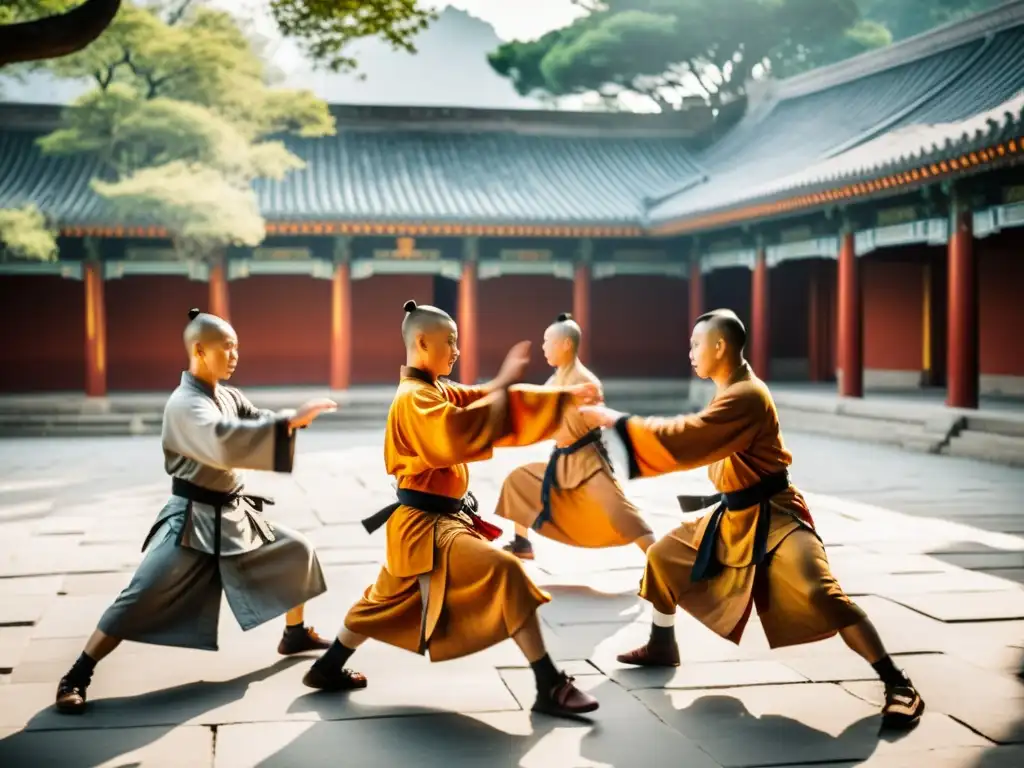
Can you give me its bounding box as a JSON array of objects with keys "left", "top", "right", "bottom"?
[
  {"left": 61, "top": 221, "right": 646, "bottom": 239},
  {"left": 651, "top": 139, "right": 1022, "bottom": 237}
]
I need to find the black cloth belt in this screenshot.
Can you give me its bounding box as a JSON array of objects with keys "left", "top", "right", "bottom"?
[
  {"left": 679, "top": 470, "right": 791, "bottom": 583},
  {"left": 531, "top": 429, "right": 608, "bottom": 532},
  {"left": 361, "top": 488, "right": 491, "bottom": 537},
  {"left": 142, "top": 477, "right": 276, "bottom": 555}
]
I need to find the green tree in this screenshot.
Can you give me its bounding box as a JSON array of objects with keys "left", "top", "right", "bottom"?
[
  {"left": 855, "top": 0, "right": 1003, "bottom": 42},
  {"left": 35, "top": 1, "right": 334, "bottom": 261},
  {"left": 0, "top": 0, "right": 436, "bottom": 69},
  {"left": 0, "top": 205, "right": 59, "bottom": 261},
  {"left": 489, "top": 0, "right": 890, "bottom": 111}
]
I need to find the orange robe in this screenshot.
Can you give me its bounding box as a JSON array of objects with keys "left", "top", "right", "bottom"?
[
  {"left": 620, "top": 363, "right": 865, "bottom": 649},
  {"left": 344, "top": 366, "right": 573, "bottom": 661},
  {"left": 494, "top": 360, "right": 652, "bottom": 547}
]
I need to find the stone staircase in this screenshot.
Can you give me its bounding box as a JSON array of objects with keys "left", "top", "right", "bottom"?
[
  {"left": 946, "top": 411, "right": 1024, "bottom": 467},
  {"left": 771, "top": 392, "right": 1024, "bottom": 467},
  {"left": 685, "top": 379, "right": 1024, "bottom": 467},
  {"left": 0, "top": 379, "right": 694, "bottom": 438}
]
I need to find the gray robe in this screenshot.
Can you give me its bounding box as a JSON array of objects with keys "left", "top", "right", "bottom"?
[{"left": 97, "top": 372, "right": 327, "bottom": 651}]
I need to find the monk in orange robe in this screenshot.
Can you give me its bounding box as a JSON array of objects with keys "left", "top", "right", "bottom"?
[
  {"left": 579, "top": 309, "right": 925, "bottom": 730},
  {"left": 302, "top": 300, "right": 601, "bottom": 718},
  {"left": 495, "top": 312, "right": 655, "bottom": 559}
]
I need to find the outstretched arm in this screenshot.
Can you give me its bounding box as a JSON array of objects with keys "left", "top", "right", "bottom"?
[
  {"left": 581, "top": 390, "right": 762, "bottom": 479},
  {"left": 164, "top": 396, "right": 295, "bottom": 473}
]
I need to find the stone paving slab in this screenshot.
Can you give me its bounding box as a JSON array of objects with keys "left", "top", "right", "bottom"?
[
  {"left": 632, "top": 683, "right": 991, "bottom": 768},
  {"left": 770, "top": 745, "right": 1024, "bottom": 768},
  {"left": 0, "top": 723, "right": 215, "bottom": 768},
  {"left": 1, "top": 432, "right": 1023, "bottom": 767},
  {"left": 884, "top": 590, "right": 1024, "bottom": 622}
]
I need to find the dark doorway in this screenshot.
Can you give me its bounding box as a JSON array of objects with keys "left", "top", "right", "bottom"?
[
  {"left": 434, "top": 275, "right": 462, "bottom": 379},
  {"left": 433, "top": 275, "right": 458, "bottom": 317}
]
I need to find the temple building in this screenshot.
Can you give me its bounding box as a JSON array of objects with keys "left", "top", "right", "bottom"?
[{"left": 1, "top": 2, "right": 1023, "bottom": 409}]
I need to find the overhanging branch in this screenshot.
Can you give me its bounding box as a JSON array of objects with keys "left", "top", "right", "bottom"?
[{"left": 0, "top": 0, "right": 122, "bottom": 66}]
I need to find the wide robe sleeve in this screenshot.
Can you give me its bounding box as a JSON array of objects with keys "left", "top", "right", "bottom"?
[
  {"left": 398, "top": 385, "right": 511, "bottom": 468},
  {"left": 399, "top": 384, "right": 573, "bottom": 467},
  {"left": 442, "top": 381, "right": 492, "bottom": 409},
  {"left": 497, "top": 384, "right": 574, "bottom": 448},
  {"left": 165, "top": 393, "right": 295, "bottom": 473},
  {"left": 614, "top": 389, "right": 763, "bottom": 478}
]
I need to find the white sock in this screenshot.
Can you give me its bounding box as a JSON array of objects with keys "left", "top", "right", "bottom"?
[{"left": 652, "top": 608, "right": 676, "bottom": 627}]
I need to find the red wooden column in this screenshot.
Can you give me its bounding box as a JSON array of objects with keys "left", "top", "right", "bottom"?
[
  {"left": 457, "top": 238, "right": 479, "bottom": 384},
  {"left": 946, "top": 203, "right": 978, "bottom": 408},
  {"left": 83, "top": 259, "right": 107, "bottom": 397},
  {"left": 688, "top": 255, "right": 703, "bottom": 329},
  {"left": 209, "top": 256, "right": 230, "bottom": 321},
  {"left": 836, "top": 230, "right": 863, "bottom": 398},
  {"left": 750, "top": 247, "right": 770, "bottom": 379},
  {"left": 329, "top": 262, "right": 352, "bottom": 390},
  {"left": 573, "top": 262, "right": 591, "bottom": 364}
]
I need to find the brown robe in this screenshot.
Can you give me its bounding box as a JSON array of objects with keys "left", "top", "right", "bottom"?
[
  {"left": 493, "top": 360, "right": 652, "bottom": 547},
  {"left": 620, "top": 363, "right": 865, "bottom": 649},
  {"left": 343, "top": 367, "right": 573, "bottom": 661}
]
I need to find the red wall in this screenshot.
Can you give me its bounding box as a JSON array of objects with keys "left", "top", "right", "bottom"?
[
  {"left": 0, "top": 275, "right": 85, "bottom": 393},
  {"left": 230, "top": 276, "right": 332, "bottom": 387},
  {"left": 477, "top": 275, "right": 572, "bottom": 382},
  {"left": 978, "top": 229, "right": 1024, "bottom": 377},
  {"left": 591, "top": 275, "right": 689, "bottom": 377},
  {"left": 352, "top": 274, "right": 435, "bottom": 384},
  {"left": 862, "top": 255, "right": 925, "bottom": 372},
  {"left": 105, "top": 276, "right": 207, "bottom": 391}
]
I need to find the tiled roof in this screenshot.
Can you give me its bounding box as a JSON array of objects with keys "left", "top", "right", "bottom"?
[
  {"left": 0, "top": 109, "right": 705, "bottom": 230},
  {"left": 647, "top": 5, "right": 1024, "bottom": 228},
  {"left": 685, "top": 93, "right": 1024, "bottom": 216}
]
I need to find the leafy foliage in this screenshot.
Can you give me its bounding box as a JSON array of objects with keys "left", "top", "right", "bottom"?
[
  {"left": 0, "top": 205, "right": 59, "bottom": 261},
  {"left": 490, "top": 0, "right": 995, "bottom": 111},
  {"left": 268, "top": 0, "right": 436, "bottom": 72},
  {"left": 35, "top": 1, "right": 334, "bottom": 260},
  {"left": 1, "top": 1, "right": 437, "bottom": 73}
]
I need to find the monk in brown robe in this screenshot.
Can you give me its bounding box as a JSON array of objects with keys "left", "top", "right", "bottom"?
[
  {"left": 495, "top": 312, "right": 655, "bottom": 559},
  {"left": 302, "top": 300, "right": 602, "bottom": 718},
  {"left": 578, "top": 309, "right": 926, "bottom": 730}
]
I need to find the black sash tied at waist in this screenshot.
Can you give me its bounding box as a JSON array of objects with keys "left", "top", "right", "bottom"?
[
  {"left": 531, "top": 429, "right": 609, "bottom": 532},
  {"left": 361, "top": 488, "right": 503, "bottom": 541},
  {"left": 680, "top": 470, "right": 791, "bottom": 583},
  {"left": 141, "top": 477, "right": 277, "bottom": 555}
]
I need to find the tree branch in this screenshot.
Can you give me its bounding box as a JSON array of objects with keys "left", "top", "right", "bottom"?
[
  {"left": 0, "top": 0, "right": 121, "bottom": 66},
  {"left": 165, "top": 0, "right": 195, "bottom": 27}
]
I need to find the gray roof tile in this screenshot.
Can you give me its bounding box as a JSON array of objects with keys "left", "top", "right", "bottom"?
[
  {"left": 0, "top": 125, "right": 703, "bottom": 229},
  {"left": 648, "top": 20, "right": 1024, "bottom": 227}
]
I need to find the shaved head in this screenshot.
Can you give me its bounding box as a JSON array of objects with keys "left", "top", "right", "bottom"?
[
  {"left": 401, "top": 300, "right": 455, "bottom": 348},
  {"left": 548, "top": 312, "right": 581, "bottom": 353},
  {"left": 695, "top": 309, "right": 746, "bottom": 355},
  {"left": 184, "top": 308, "right": 238, "bottom": 382},
  {"left": 183, "top": 308, "right": 234, "bottom": 351}
]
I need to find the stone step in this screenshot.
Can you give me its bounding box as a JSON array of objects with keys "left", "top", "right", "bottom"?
[
  {"left": 945, "top": 430, "right": 1024, "bottom": 467},
  {"left": 775, "top": 408, "right": 915, "bottom": 447}
]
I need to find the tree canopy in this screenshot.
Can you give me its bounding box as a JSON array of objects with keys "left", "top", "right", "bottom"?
[
  {"left": 0, "top": 0, "right": 436, "bottom": 69},
  {"left": 19, "top": 1, "right": 335, "bottom": 261},
  {"left": 0, "top": 205, "right": 58, "bottom": 261},
  {"left": 488, "top": 0, "right": 1000, "bottom": 112}
]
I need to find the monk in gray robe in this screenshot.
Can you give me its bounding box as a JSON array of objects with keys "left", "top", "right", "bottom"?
[{"left": 55, "top": 309, "right": 336, "bottom": 714}]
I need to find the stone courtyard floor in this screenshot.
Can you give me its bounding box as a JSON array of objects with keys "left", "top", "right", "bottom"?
[{"left": 0, "top": 430, "right": 1023, "bottom": 767}]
